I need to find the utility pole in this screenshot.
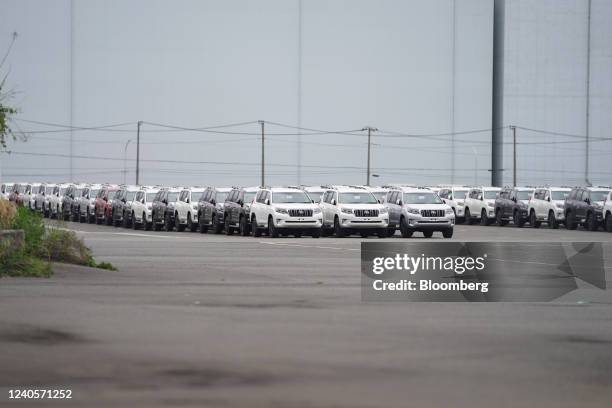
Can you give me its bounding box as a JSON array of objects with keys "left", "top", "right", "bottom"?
[
  {"left": 136, "top": 121, "right": 142, "bottom": 185},
  {"left": 123, "top": 139, "right": 132, "bottom": 185},
  {"left": 363, "top": 126, "right": 377, "bottom": 186},
  {"left": 585, "top": 0, "right": 592, "bottom": 186},
  {"left": 510, "top": 125, "right": 516, "bottom": 187},
  {"left": 259, "top": 120, "right": 265, "bottom": 186}
]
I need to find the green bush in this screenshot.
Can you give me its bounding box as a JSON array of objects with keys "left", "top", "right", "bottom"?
[{"left": 12, "top": 207, "right": 45, "bottom": 253}]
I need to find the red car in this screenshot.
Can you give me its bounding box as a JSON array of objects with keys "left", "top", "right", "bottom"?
[{"left": 94, "top": 185, "right": 119, "bottom": 225}]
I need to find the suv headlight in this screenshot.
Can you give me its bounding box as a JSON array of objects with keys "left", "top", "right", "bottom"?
[
  {"left": 487, "top": 202, "right": 494, "bottom": 207},
  {"left": 275, "top": 207, "right": 288, "bottom": 214},
  {"left": 406, "top": 207, "right": 420, "bottom": 215},
  {"left": 593, "top": 203, "right": 603, "bottom": 210},
  {"left": 457, "top": 202, "right": 464, "bottom": 206},
  {"left": 313, "top": 207, "right": 321, "bottom": 214},
  {"left": 445, "top": 208, "right": 454, "bottom": 215},
  {"left": 555, "top": 202, "right": 564, "bottom": 209},
  {"left": 379, "top": 207, "right": 388, "bottom": 214},
  {"left": 341, "top": 208, "right": 353, "bottom": 214}
]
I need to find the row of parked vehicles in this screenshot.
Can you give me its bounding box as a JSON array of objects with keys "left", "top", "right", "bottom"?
[
  {"left": 434, "top": 185, "right": 612, "bottom": 231},
  {"left": 2, "top": 181, "right": 612, "bottom": 237},
  {"left": 1, "top": 182, "right": 456, "bottom": 238}
]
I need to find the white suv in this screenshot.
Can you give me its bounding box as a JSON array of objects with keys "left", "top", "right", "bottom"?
[
  {"left": 250, "top": 187, "right": 322, "bottom": 238},
  {"left": 47, "top": 183, "right": 71, "bottom": 219},
  {"left": 527, "top": 187, "right": 571, "bottom": 229},
  {"left": 385, "top": 187, "right": 455, "bottom": 238},
  {"left": 319, "top": 185, "right": 389, "bottom": 237},
  {"left": 464, "top": 186, "right": 501, "bottom": 225},
  {"left": 77, "top": 184, "right": 102, "bottom": 223},
  {"left": 129, "top": 187, "right": 160, "bottom": 230},
  {"left": 34, "top": 183, "right": 56, "bottom": 217},
  {"left": 174, "top": 187, "right": 206, "bottom": 232},
  {"left": 603, "top": 191, "right": 612, "bottom": 233},
  {"left": 25, "top": 182, "right": 41, "bottom": 209},
  {"left": 438, "top": 186, "right": 470, "bottom": 222},
  {"left": 366, "top": 186, "right": 389, "bottom": 204}
]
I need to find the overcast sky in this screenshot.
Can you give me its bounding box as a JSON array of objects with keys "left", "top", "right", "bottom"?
[{"left": 1, "top": 0, "right": 610, "bottom": 187}]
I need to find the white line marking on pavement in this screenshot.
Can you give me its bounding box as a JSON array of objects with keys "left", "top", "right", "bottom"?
[
  {"left": 51, "top": 227, "right": 182, "bottom": 239},
  {"left": 258, "top": 241, "right": 359, "bottom": 251}
]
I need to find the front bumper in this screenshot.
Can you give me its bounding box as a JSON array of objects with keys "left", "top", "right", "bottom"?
[
  {"left": 405, "top": 214, "right": 455, "bottom": 230},
  {"left": 339, "top": 214, "right": 388, "bottom": 229},
  {"left": 275, "top": 215, "right": 323, "bottom": 229}
]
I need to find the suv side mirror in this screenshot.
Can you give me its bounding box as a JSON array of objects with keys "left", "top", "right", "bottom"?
[
  {"left": 311, "top": 199, "right": 315, "bottom": 203},
  {"left": 141, "top": 198, "right": 145, "bottom": 204},
  {"left": 265, "top": 198, "right": 270, "bottom": 205},
  {"left": 162, "top": 199, "right": 168, "bottom": 204},
  {"left": 397, "top": 199, "right": 403, "bottom": 206},
  {"left": 585, "top": 197, "right": 590, "bottom": 204},
  {"left": 331, "top": 198, "right": 337, "bottom": 206},
  {"left": 186, "top": 198, "right": 190, "bottom": 204},
  {"left": 237, "top": 199, "right": 244, "bottom": 206},
  {"left": 210, "top": 199, "right": 216, "bottom": 205},
  {"left": 477, "top": 195, "right": 483, "bottom": 201}
]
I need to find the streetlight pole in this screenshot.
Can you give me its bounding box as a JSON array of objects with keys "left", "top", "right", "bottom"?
[
  {"left": 136, "top": 121, "right": 142, "bottom": 185},
  {"left": 363, "top": 126, "right": 377, "bottom": 186},
  {"left": 123, "top": 139, "right": 132, "bottom": 185},
  {"left": 259, "top": 120, "right": 265, "bottom": 186}
]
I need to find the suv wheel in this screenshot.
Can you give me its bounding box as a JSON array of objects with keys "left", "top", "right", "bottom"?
[
  {"left": 122, "top": 211, "right": 130, "bottom": 228},
  {"left": 176, "top": 213, "right": 185, "bottom": 232},
  {"left": 480, "top": 209, "right": 490, "bottom": 226},
  {"left": 530, "top": 210, "right": 541, "bottom": 228},
  {"left": 199, "top": 213, "right": 208, "bottom": 233},
  {"left": 399, "top": 217, "right": 413, "bottom": 238},
  {"left": 334, "top": 216, "right": 346, "bottom": 237},
  {"left": 548, "top": 211, "right": 558, "bottom": 229},
  {"left": 442, "top": 228, "right": 453, "bottom": 238},
  {"left": 132, "top": 212, "right": 139, "bottom": 230},
  {"left": 165, "top": 212, "right": 174, "bottom": 232},
  {"left": 606, "top": 213, "right": 612, "bottom": 233},
  {"left": 423, "top": 230, "right": 434, "bottom": 238},
  {"left": 513, "top": 210, "right": 525, "bottom": 228},
  {"left": 239, "top": 216, "right": 249, "bottom": 236},
  {"left": 586, "top": 212, "right": 597, "bottom": 231},
  {"left": 566, "top": 211, "right": 577, "bottom": 230},
  {"left": 187, "top": 213, "right": 197, "bottom": 232},
  {"left": 212, "top": 214, "right": 222, "bottom": 234},
  {"left": 268, "top": 217, "right": 279, "bottom": 238},
  {"left": 377, "top": 228, "right": 388, "bottom": 238},
  {"left": 252, "top": 216, "right": 261, "bottom": 237},
  {"left": 496, "top": 209, "right": 506, "bottom": 226},
  {"left": 464, "top": 208, "right": 474, "bottom": 225},
  {"left": 311, "top": 228, "right": 321, "bottom": 238},
  {"left": 224, "top": 215, "right": 234, "bottom": 235}
]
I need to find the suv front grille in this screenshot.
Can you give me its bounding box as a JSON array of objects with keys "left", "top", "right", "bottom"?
[
  {"left": 354, "top": 209, "right": 379, "bottom": 217},
  {"left": 421, "top": 209, "right": 445, "bottom": 217},
  {"left": 289, "top": 209, "right": 313, "bottom": 217}
]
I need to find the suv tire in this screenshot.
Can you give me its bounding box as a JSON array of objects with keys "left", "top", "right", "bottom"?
[
  {"left": 334, "top": 216, "right": 346, "bottom": 238},
  {"left": 548, "top": 211, "right": 558, "bottom": 229},
  {"left": 399, "top": 217, "right": 413, "bottom": 238},
  {"left": 566, "top": 211, "right": 577, "bottom": 230},
  {"left": 268, "top": 217, "right": 279, "bottom": 238},
  {"left": 530, "top": 210, "right": 541, "bottom": 228},
  {"left": 165, "top": 212, "right": 173, "bottom": 232},
  {"left": 480, "top": 209, "right": 491, "bottom": 226},
  {"left": 187, "top": 213, "right": 197, "bottom": 232},
  {"left": 311, "top": 228, "right": 321, "bottom": 238},
  {"left": 465, "top": 208, "right": 475, "bottom": 225},
  {"left": 239, "top": 216, "right": 249, "bottom": 236},
  {"left": 224, "top": 215, "right": 234, "bottom": 235},
  {"left": 605, "top": 213, "right": 612, "bottom": 233},
  {"left": 252, "top": 216, "right": 261, "bottom": 237},
  {"left": 586, "top": 212, "right": 597, "bottom": 231},
  {"left": 513, "top": 210, "right": 525, "bottom": 228},
  {"left": 176, "top": 213, "right": 185, "bottom": 232},
  {"left": 496, "top": 209, "right": 507, "bottom": 226},
  {"left": 199, "top": 214, "right": 208, "bottom": 233},
  {"left": 423, "top": 230, "right": 434, "bottom": 238},
  {"left": 442, "top": 228, "right": 453, "bottom": 238},
  {"left": 212, "top": 214, "right": 222, "bottom": 234}
]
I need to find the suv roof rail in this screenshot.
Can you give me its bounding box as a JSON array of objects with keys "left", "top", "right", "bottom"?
[{"left": 347, "top": 185, "right": 367, "bottom": 190}]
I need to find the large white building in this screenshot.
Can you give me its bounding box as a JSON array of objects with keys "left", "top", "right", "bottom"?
[{"left": 0, "top": 0, "right": 610, "bottom": 186}]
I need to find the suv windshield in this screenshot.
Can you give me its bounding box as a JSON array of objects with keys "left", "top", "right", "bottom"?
[
  {"left": 517, "top": 190, "right": 533, "bottom": 200},
  {"left": 404, "top": 192, "right": 443, "bottom": 204},
  {"left": 107, "top": 191, "right": 117, "bottom": 200},
  {"left": 16, "top": 185, "right": 26, "bottom": 193},
  {"left": 273, "top": 191, "right": 311, "bottom": 204},
  {"left": 167, "top": 192, "right": 180, "bottom": 202},
  {"left": 74, "top": 189, "right": 83, "bottom": 197},
  {"left": 551, "top": 191, "right": 569, "bottom": 200},
  {"left": 590, "top": 191, "right": 610, "bottom": 202},
  {"left": 126, "top": 191, "right": 137, "bottom": 201},
  {"left": 146, "top": 193, "right": 158, "bottom": 202},
  {"left": 484, "top": 191, "right": 499, "bottom": 199},
  {"left": 453, "top": 190, "right": 468, "bottom": 199},
  {"left": 90, "top": 189, "right": 99, "bottom": 198},
  {"left": 371, "top": 192, "right": 387, "bottom": 202},
  {"left": 339, "top": 192, "right": 378, "bottom": 204},
  {"left": 216, "top": 192, "right": 228, "bottom": 203}
]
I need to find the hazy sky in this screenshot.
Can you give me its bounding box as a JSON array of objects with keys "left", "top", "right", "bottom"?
[{"left": 1, "top": 0, "right": 610, "bottom": 187}]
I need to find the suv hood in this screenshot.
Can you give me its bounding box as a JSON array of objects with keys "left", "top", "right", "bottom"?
[
  {"left": 339, "top": 203, "right": 384, "bottom": 210},
  {"left": 275, "top": 203, "right": 319, "bottom": 209},
  {"left": 405, "top": 203, "right": 450, "bottom": 210}
]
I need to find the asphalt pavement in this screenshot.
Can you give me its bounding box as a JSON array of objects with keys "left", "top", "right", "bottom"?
[{"left": 1, "top": 221, "right": 612, "bottom": 407}]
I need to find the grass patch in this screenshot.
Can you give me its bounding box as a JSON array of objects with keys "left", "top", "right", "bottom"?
[{"left": 1, "top": 203, "right": 116, "bottom": 277}]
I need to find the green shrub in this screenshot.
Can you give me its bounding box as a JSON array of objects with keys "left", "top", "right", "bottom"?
[{"left": 12, "top": 207, "right": 45, "bottom": 253}]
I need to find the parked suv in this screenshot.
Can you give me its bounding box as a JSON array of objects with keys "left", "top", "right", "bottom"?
[
  {"left": 129, "top": 187, "right": 160, "bottom": 230},
  {"left": 77, "top": 184, "right": 102, "bottom": 223},
  {"left": 151, "top": 187, "right": 182, "bottom": 231},
  {"left": 1, "top": 182, "right": 14, "bottom": 200},
  {"left": 319, "top": 185, "right": 388, "bottom": 237},
  {"left": 494, "top": 187, "right": 534, "bottom": 227},
  {"left": 9, "top": 183, "right": 28, "bottom": 207},
  {"left": 438, "top": 186, "right": 470, "bottom": 222},
  {"left": 196, "top": 187, "right": 231, "bottom": 234},
  {"left": 564, "top": 186, "right": 611, "bottom": 231},
  {"left": 24, "top": 183, "right": 41, "bottom": 209},
  {"left": 463, "top": 186, "right": 501, "bottom": 225},
  {"left": 173, "top": 187, "right": 206, "bottom": 232},
  {"left": 34, "top": 183, "right": 56, "bottom": 217},
  {"left": 366, "top": 186, "right": 389, "bottom": 204},
  {"left": 223, "top": 187, "right": 260, "bottom": 236},
  {"left": 604, "top": 191, "right": 612, "bottom": 233},
  {"left": 61, "top": 183, "right": 87, "bottom": 221},
  {"left": 49, "top": 183, "right": 72, "bottom": 219},
  {"left": 94, "top": 185, "right": 119, "bottom": 225},
  {"left": 250, "top": 187, "right": 322, "bottom": 238},
  {"left": 111, "top": 185, "right": 140, "bottom": 227},
  {"left": 527, "top": 187, "right": 571, "bottom": 229},
  {"left": 385, "top": 187, "right": 455, "bottom": 238}
]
